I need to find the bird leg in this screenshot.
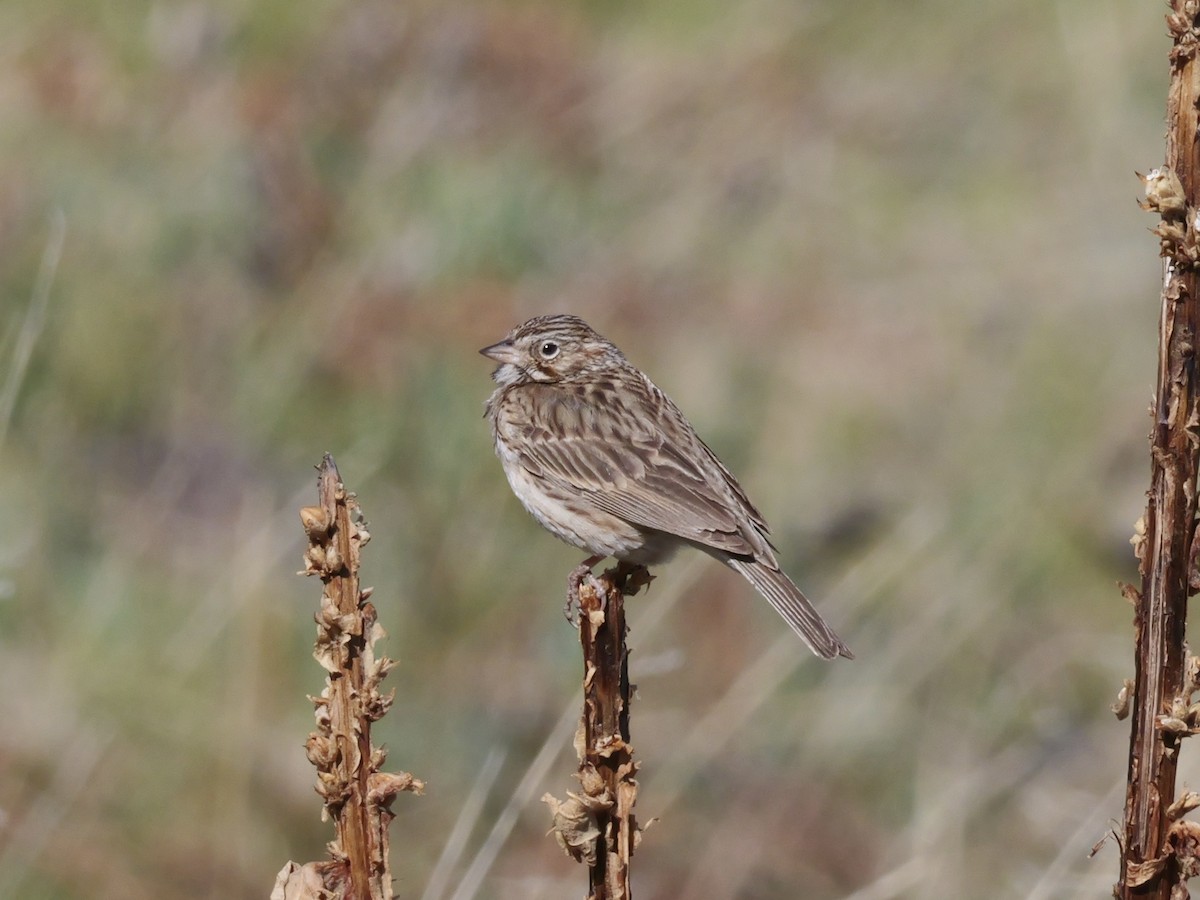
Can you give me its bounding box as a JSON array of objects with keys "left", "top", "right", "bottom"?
[{"left": 566, "top": 555, "right": 605, "bottom": 624}]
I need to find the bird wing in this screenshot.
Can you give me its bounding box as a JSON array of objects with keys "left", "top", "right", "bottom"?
[{"left": 509, "top": 381, "right": 776, "bottom": 560}]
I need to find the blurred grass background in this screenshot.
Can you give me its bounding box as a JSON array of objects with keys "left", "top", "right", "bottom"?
[{"left": 0, "top": 0, "right": 1171, "bottom": 897}]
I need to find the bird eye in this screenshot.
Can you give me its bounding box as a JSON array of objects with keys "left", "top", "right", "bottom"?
[{"left": 538, "top": 340, "right": 560, "bottom": 359}]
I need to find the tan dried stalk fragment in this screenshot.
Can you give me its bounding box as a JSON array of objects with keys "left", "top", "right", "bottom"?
[
  {"left": 544, "top": 567, "right": 648, "bottom": 899},
  {"left": 1119, "top": 7, "right": 1200, "bottom": 896},
  {"left": 275, "top": 454, "right": 423, "bottom": 900}
]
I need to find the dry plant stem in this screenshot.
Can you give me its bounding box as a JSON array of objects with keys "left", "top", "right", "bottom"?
[
  {"left": 275, "top": 454, "right": 423, "bottom": 900},
  {"left": 581, "top": 571, "right": 634, "bottom": 899},
  {"left": 1119, "top": 7, "right": 1200, "bottom": 897},
  {"left": 545, "top": 566, "right": 641, "bottom": 900}
]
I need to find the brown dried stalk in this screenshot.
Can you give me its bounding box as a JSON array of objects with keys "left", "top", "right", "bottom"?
[
  {"left": 1118, "top": 6, "right": 1200, "bottom": 898},
  {"left": 544, "top": 566, "right": 646, "bottom": 900},
  {"left": 273, "top": 454, "right": 423, "bottom": 900}
]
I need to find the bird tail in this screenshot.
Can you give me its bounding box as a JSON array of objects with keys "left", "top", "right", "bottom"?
[{"left": 724, "top": 558, "right": 853, "bottom": 660}]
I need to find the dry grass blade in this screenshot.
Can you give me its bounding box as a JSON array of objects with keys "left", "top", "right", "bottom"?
[
  {"left": 420, "top": 747, "right": 507, "bottom": 900},
  {"left": 0, "top": 210, "right": 64, "bottom": 450},
  {"left": 274, "top": 453, "right": 424, "bottom": 900}
]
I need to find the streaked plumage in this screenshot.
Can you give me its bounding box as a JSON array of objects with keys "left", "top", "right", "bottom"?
[{"left": 481, "top": 314, "right": 851, "bottom": 660}]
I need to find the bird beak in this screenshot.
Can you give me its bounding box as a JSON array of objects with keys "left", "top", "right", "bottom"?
[{"left": 479, "top": 340, "right": 520, "bottom": 364}]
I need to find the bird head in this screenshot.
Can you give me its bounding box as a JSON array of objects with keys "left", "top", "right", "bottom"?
[{"left": 480, "top": 314, "right": 624, "bottom": 386}]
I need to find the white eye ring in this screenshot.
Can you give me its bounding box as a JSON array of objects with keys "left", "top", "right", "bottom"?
[{"left": 538, "top": 340, "right": 560, "bottom": 359}]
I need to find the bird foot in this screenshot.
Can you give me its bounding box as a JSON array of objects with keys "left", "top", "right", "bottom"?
[{"left": 565, "top": 555, "right": 605, "bottom": 624}]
